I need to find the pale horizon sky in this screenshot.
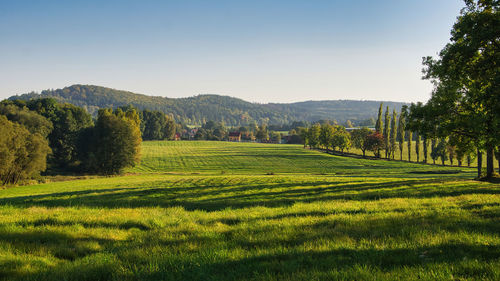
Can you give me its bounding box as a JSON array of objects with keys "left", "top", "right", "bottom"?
[{"left": 0, "top": 0, "right": 464, "bottom": 103}]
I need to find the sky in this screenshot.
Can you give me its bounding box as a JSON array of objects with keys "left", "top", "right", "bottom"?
[{"left": 0, "top": 0, "right": 464, "bottom": 103}]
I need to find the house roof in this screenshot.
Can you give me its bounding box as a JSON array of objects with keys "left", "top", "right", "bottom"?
[{"left": 228, "top": 132, "right": 241, "bottom": 137}]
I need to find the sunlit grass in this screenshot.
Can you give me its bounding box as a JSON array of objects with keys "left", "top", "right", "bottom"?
[
  {"left": 0, "top": 141, "right": 498, "bottom": 280},
  {"left": 129, "top": 141, "right": 478, "bottom": 177}
]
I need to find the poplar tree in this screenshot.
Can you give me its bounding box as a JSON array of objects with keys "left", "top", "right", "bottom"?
[
  {"left": 390, "top": 109, "right": 397, "bottom": 160},
  {"left": 375, "top": 103, "right": 383, "bottom": 134},
  {"left": 383, "top": 106, "right": 390, "bottom": 158},
  {"left": 397, "top": 107, "right": 407, "bottom": 160}
]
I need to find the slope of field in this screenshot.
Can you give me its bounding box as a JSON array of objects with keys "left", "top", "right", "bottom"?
[
  {"left": 131, "top": 141, "right": 476, "bottom": 177},
  {"left": 0, "top": 141, "right": 499, "bottom": 280}
]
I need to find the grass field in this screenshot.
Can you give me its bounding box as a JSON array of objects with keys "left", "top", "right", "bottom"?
[{"left": 0, "top": 141, "right": 499, "bottom": 280}]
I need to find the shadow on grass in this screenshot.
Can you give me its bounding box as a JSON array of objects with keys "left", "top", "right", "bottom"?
[
  {"left": 1, "top": 211, "right": 500, "bottom": 280},
  {"left": 15, "top": 217, "right": 151, "bottom": 231},
  {"left": 0, "top": 228, "right": 115, "bottom": 261},
  {"left": 1, "top": 178, "right": 499, "bottom": 211}
]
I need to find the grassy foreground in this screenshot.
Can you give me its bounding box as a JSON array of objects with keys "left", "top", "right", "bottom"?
[{"left": 0, "top": 141, "right": 499, "bottom": 280}]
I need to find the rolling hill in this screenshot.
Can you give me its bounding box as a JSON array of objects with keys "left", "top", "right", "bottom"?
[{"left": 8, "top": 85, "right": 406, "bottom": 126}]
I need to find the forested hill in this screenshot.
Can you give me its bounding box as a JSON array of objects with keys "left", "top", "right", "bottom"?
[{"left": 9, "top": 85, "right": 406, "bottom": 126}]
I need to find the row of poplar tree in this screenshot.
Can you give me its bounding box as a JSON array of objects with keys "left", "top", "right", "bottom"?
[
  {"left": 302, "top": 1, "right": 500, "bottom": 179},
  {"left": 0, "top": 98, "right": 178, "bottom": 185},
  {"left": 298, "top": 100, "right": 499, "bottom": 178}
]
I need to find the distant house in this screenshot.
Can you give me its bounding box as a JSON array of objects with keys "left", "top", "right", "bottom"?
[
  {"left": 174, "top": 133, "right": 181, "bottom": 141},
  {"left": 228, "top": 132, "right": 241, "bottom": 142},
  {"left": 188, "top": 128, "right": 198, "bottom": 140}
]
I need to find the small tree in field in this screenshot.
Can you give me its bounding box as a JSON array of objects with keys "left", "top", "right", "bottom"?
[
  {"left": 298, "top": 127, "right": 308, "bottom": 148},
  {"left": 308, "top": 124, "right": 321, "bottom": 149},
  {"left": 431, "top": 139, "right": 448, "bottom": 166},
  {"left": 366, "top": 132, "right": 385, "bottom": 158},
  {"left": 332, "top": 127, "right": 351, "bottom": 153},
  {"left": 351, "top": 127, "right": 372, "bottom": 157},
  {"left": 319, "top": 124, "right": 334, "bottom": 151}
]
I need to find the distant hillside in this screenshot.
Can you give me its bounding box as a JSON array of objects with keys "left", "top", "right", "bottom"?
[{"left": 8, "top": 85, "right": 406, "bottom": 126}]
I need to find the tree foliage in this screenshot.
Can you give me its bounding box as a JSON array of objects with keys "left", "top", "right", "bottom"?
[
  {"left": 375, "top": 103, "right": 383, "bottom": 134},
  {"left": 140, "top": 109, "right": 177, "bottom": 140},
  {"left": 80, "top": 108, "right": 142, "bottom": 175},
  {"left": 10, "top": 85, "right": 406, "bottom": 126},
  {"left": 0, "top": 102, "right": 53, "bottom": 138},
  {"left": 351, "top": 127, "right": 372, "bottom": 157},
  {"left": 365, "top": 132, "right": 385, "bottom": 157},
  {"left": 0, "top": 116, "right": 51, "bottom": 185},
  {"left": 26, "top": 99, "right": 93, "bottom": 169}
]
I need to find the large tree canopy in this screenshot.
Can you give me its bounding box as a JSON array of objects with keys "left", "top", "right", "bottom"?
[{"left": 414, "top": 0, "right": 499, "bottom": 177}]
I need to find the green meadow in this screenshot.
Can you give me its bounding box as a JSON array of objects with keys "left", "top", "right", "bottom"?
[{"left": 0, "top": 141, "right": 499, "bottom": 280}]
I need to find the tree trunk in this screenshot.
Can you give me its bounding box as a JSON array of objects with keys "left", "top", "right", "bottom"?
[
  {"left": 467, "top": 155, "right": 471, "bottom": 167},
  {"left": 486, "top": 146, "right": 494, "bottom": 178},
  {"left": 477, "top": 149, "right": 482, "bottom": 178},
  {"left": 362, "top": 150, "right": 366, "bottom": 158},
  {"left": 498, "top": 156, "right": 500, "bottom": 175}
]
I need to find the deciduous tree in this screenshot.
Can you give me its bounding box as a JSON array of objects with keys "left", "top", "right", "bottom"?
[{"left": 351, "top": 127, "right": 372, "bottom": 158}]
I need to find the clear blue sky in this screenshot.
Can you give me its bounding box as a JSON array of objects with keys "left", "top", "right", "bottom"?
[{"left": 0, "top": 0, "right": 464, "bottom": 103}]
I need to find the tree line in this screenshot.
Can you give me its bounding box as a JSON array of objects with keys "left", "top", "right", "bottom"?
[
  {"left": 0, "top": 98, "right": 179, "bottom": 185},
  {"left": 299, "top": 100, "right": 498, "bottom": 177},
  {"left": 10, "top": 84, "right": 405, "bottom": 127}
]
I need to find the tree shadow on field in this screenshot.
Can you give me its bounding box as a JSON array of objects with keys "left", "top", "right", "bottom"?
[
  {"left": 1, "top": 178, "right": 498, "bottom": 211},
  {"left": 2, "top": 211, "right": 500, "bottom": 280},
  {"left": 0, "top": 228, "right": 116, "bottom": 262},
  {"left": 144, "top": 212, "right": 500, "bottom": 280},
  {"left": 145, "top": 244, "right": 500, "bottom": 281}
]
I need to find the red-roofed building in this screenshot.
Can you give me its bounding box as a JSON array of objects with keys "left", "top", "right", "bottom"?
[
  {"left": 228, "top": 132, "right": 241, "bottom": 142},
  {"left": 174, "top": 133, "right": 181, "bottom": 141}
]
